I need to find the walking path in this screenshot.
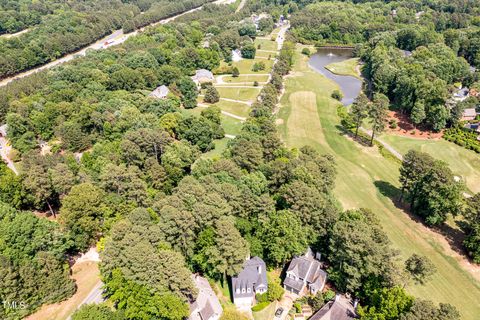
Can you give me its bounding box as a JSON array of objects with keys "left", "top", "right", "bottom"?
[
  {"left": 359, "top": 127, "right": 403, "bottom": 161},
  {"left": 214, "top": 85, "right": 263, "bottom": 88},
  {"left": 0, "top": 28, "right": 30, "bottom": 39},
  {"left": 235, "top": 0, "right": 247, "bottom": 13},
  {"left": 0, "top": 0, "right": 236, "bottom": 88},
  {"left": 198, "top": 103, "right": 246, "bottom": 121}
]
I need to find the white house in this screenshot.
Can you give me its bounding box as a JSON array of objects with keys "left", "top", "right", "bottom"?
[{"left": 284, "top": 248, "right": 327, "bottom": 296}]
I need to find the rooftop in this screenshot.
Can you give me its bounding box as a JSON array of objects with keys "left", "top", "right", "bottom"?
[
  {"left": 310, "top": 295, "right": 357, "bottom": 320},
  {"left": 232, "top": 256, "right": 268, "bottom": 299}
]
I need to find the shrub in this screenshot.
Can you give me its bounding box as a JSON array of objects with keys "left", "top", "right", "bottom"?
[
  {"left": 443, "top": 126, "right": 480, "bottom": 153},
  {"left": 331, "top": 90, "right": 343, "bottom": 101},
  {"left": 200, "top": 82, "right": 213, "bottom": 89},
  {"left": 253, "top": 81, "right": 259, "bottom": 87},
  {"left": 204, "top": 86, "right": 220, "bottom": 104},
  {"left": 251, "top": 301, "right": 270, "bottom": 312},
  {"left": 257, "top": 44, "right": 261, "bottom": 49},
  {"left": 324, "top": 289, "right": 335, "bottom": 301},
  {"left": 256, "top": 292, "right": 268, "bottom": 303},
  {"left": 389, "top": 119, "right": 397, "bottom": 129},
  {"left": 252, "top": 61, "right": 266, "bottom": 72},
  {"left": 301, "top": 48, "right": 311, "bottom": 56},
  {"left": 293, "top": 302, "right": 302, "bottom": 313},
  {"left": 241, "top": 43, "right": 256, "bottom": 59},
  {"left": 232, "top": 67, "right": 240, "bottom": 78}
]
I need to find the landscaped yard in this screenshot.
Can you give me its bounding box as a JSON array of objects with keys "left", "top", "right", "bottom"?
[
  {"left": 232, "top": 58, "right": 274, "bottom": 74},
  {"left": 380, "top": 134, "right": 480, "bottom": 194},
  {"left": 214, "top": 99, "right": 251, "bottom": 118},
  {"left": 277, "top": 44, "right": 480, "bottom": 320},
  {"left": 324, "top": 58, "right": 361, "bottom": 79},
  {"left": 216, "top": 86, "right": 262, "bottom": 102},
  {"left": 220, "top": 114, "right": 243, "bottom": 136},
  {"left": 255, "top": 37, "right": 278, "bottom": 51},
  {"left": 253, "top": 301, "right": 277, "bottom": 320},
  {"left": 221, "top": 74, "right": 270, "bottom": 84}
]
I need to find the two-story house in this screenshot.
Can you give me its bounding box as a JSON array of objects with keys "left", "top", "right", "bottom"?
[
  {"left": 232, "top": 256, "right": 268, "bottom": 308},
  {"left": 284, "top": 248, "right": 327, "bottom": 296}
]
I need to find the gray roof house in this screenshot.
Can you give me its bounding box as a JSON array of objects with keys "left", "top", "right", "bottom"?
[
  {"left": 192, "top": 69, "right": 215, "bottom": 84},
  {"left": 232, "top": 256, "right": 268, "bottom": 308},
  {"left": 284, "top": 248, "right": 327, "bottom": 296},
  {"left": 309, "top": 294, "right": 358, "bottom": 320},
  {"left": 149, "top": 85, "right": 170, "bottom": 99},
  {"left": 0, "top": 124, "right": 7, "bottom": 137},
  {"left": 189, "top": 275, "right": 223, "bottom": 320}
]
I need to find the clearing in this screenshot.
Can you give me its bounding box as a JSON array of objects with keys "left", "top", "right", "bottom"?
[
  {"left": 277, "top": 45, "right": 480, "bottom": 319},
  {"left": 324, "top": 57, "right": 361, "bottom": 79}
]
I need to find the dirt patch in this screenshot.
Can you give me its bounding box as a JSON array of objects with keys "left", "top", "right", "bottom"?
[
  {"left": 386, "top": 111, "right": 443, "bottom": 139},
  {"left": 276, "top": 118, "right": 284, "bottom": 125}
]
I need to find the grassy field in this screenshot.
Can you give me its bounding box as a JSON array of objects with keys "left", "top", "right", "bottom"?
[
  {"left": 232, "top": 58, "right": 274, "bottom": 74},
  {"left": 255, "top": 38, "right": 278, "bottom": 51},
  {"left": 277, "top": 45, "right": 480, "bottom": 319},
  {"left": 216, "top": 86, "right": 262, "bottom": 101},
  {"left": 221, "top": 74, "right": 270, "bottom": 83},
  {"left": 324, "top": 58, "right": 361, "bottom": 79},
  {"left": 380, "top": 134, "right": 480, "bottom": 194},
  {"left": 214, "top": 99, "right": 251, "bottom": 118}
]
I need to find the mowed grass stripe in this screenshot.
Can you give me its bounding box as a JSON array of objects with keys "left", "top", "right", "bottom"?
[{"left": 277, "top": 45, "right": 480, "bottom": 319}]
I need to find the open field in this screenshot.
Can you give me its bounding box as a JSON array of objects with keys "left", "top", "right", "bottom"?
[
  {"left": 26, "top": 261, "right": 101, "bottom": 320},
  {"left": 380, "top": 134, "right": 480, "bottom": 194},
  {"left": 214, "top": 99, "right": 251, "bottom": 118},
  {"left": 324, "top": 58, "right": 361, "bottom": 79},
  {"left": 277, "top": 45, "right": 480, "bottom": 319},
  {"left": 221, "top": 74, "right": 270, "bottom": 84},
  {"left": 255, "top": 38, "right": 278, "bottom": 51},
  {"left": 232, "top": 58, "right": 274, "bottom": 74},
  {"left": 201, "top": 138, "right": 230, "bottom": 159},
  {"left": 216, "top": 86, "right": 262, "bottom": 101}
]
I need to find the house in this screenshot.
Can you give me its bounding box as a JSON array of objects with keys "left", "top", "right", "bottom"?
[
  {"left": 284, "top": 248, "right": 327, "bottom": 296},
  {"left": 309, "top": 294, "right": 358, "bottom": 320},
  {"left": 461, "top": 108, "right": 477, "bottom": 121},
  {"left": 192, "top": 69, "right": 215, "bottom": 87},
  {"left": 232, "top": 256, "right": 268, "bottom": 308},
  {"left": 189, "top": 275, "right": 223, "bottom": 320},
  {"left": 149, "top": 85, "right": 170, "bottom": 99},
  {"left": 453, "top": 88, "right": 470, "bottom": 102},
  {"left": 231, "top": 49, "right": 242, "bottom": 62}
]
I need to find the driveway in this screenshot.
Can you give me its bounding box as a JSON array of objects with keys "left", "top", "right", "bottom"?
[{"left": 276, "top": 292, "right": 297, "bottom": 320}]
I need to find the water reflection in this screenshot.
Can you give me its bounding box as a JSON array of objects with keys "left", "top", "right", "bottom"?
[{"left": 308, "top": 48, "right": 363, "bottom": 106}]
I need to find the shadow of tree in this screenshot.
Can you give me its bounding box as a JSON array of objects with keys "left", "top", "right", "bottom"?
[
  {"left": 335, "top": 124, "right": 372, "bottom": 147},
  {"left": 374, "top": 180, "right": 472, "bottom": 261}
]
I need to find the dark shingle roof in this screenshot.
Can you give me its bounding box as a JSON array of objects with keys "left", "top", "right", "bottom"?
[
  {"left": 232, "top": 257, "right": 267, "bottom": 299},
  {"left": 310, "top": 296, "right": 357, "bottom": 320}
]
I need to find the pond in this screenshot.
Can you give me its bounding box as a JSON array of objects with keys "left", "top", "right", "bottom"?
[{"left": 308, "top": 48, "right": 363, "bottom": 106}]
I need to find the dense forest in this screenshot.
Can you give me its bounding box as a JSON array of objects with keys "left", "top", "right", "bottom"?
[
  {"left": 0, "top": 0, "right": 214, "bottom": 79},
  {"left": 0, "top": 0, "right": 477, "bottom": 319}
]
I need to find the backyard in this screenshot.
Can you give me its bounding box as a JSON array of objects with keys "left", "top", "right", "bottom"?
[{"left": 276, "top": 44, "right": 480, "bottom": 319}]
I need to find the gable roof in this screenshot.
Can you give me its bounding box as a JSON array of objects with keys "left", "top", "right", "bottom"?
[
  {"left": 149, "top": 85, "right": 170, "bottom": 99},
  {"left": 194, "top": 69, "right": 214, "bottom": 81},
  {"left": 463, "top": 108, "right": 476, "bottom": 117},
  {"left": 232, "top": 257, "right": 268, "bottom": 299},
  {"left": 189, "top": 275, "right": 222, "bottom": 320},
  {"left": 310, "top": 295, "right": 357, "bottom": 320}
]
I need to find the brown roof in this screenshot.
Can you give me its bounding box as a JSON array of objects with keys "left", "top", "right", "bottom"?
[{"left": 309, "top": 296, "right": 357, "bottom": 320}]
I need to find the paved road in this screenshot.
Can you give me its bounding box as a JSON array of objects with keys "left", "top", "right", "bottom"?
[{"left": 0, "top": 0, "right": 236, "bottom": 88}]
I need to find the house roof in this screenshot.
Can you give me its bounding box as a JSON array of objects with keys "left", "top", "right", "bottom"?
[
  {"left": 189, "top": 275, "right": 222, "bottom": 320},
  {"left": 149, "top": 85, "right": 170, "bottom": 98},
  {"left": 463, "top": 108, "right": 476, "bottom": 117},
  {"left": 310, "top": 295, "right": 357, "bottom": 320},
  {"left": 232, "top": 257, "right": 268, "bottom": 299},
  {"left": 194, "top": 69, "right": 214, "bottom": 81},
  {"left": 0, "top": 124, "right": 7, "bottom": 136},
  {"left": 284, "top": 276, "right": 304, "bottom": 292}
]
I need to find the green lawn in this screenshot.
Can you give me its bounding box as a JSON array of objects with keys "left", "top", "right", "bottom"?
[
  {"left": 221, "top": 114, "right": 243, "bottom": 136},
  {"left": 324, "top": 58, "right": 361, "bottom": 79},
  {"left": 254, "top": 38, "right": 278, "bottom": 51},
  {"left": 253, "top": 301, "right": 277, "bottom": 320},
  {"left": 380, "top": 134, "right": 480, "bottom": 194},
  {"left": 277, "top": 45, "right": 480, "bottom": 320},
  {"left": 214, "top": 99, "right": 251, "bottom": 118},
  {"left": 216, "top": 86, "right": 262, "bottom": 102},
  {"left": 221, "top": 74, "right": 270, "bottom": 84},
  {"left": 232, "top": 58, "right": 274, "bottom": 74},
  {"left": 201, "top": 138, "right": 230, "bottom": 160}
]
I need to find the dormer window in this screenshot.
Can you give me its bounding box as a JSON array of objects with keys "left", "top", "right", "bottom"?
[
  {"left": 247, "top": 288, "right": 251, "bottom": 293},
  {"left": 242, "top": 288, "right": 246, "bottom": 293},
  {"left": 236, "top": 288, "right": 240, "bottom": 294}
]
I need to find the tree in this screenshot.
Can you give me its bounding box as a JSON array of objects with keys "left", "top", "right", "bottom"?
[
  {"left": 358, "top": 287, "right": 414, "bottom": 320},
  {"left": 368, "top": 93, "right": 389, "bottom": 146},
  {"left": 400, "top": 300, "right": 460, "bottom": 320},
  {"left": 204, "top": 86, "right": 220, "bottom": 104},
  {"left": 59, "top": 183, "right": 107, "bottom": 251},
  {"left": 177, "top": 76, "right": 198, "bottom": 109},
  {"left": 238, "top": 23, "right": 256, "bottom": 37},
  {"left": 220, "top": 309, "right": 250, "bottom": 320},
  {"left": 232, "top": 67, "right": 240, "bottom": 77},
  {"left": 331, "top": 90, "right": 343, "bottom": 101},
  {"left": 266, "top": 276, "right": 284, "bottom": 301},
  {"left": 241, "top": 43, "right": 256, "bottom": 59},
  {"left": 462, "top": 193, "right": 480, "bottom": 263},
  {"left": 350, "top": 93, "right": 370, "bottom": 138},
  {"left": 411, "top": 101, "right": 426, "bottom": 129},
  {"left": 71, "top": 304, "right": 120, "bottom": 320},
  {"left": 405, "top": 254, "right": 437, "bottom": 284}
]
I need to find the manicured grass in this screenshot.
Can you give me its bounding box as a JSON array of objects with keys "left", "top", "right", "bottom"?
[
  {"left": 277, "top": 45, "right": 480, "bottom": 319},
  {"left": 214, "top": 99, "right": 251, "bottom": 118},
  {"left": 380, "top": 134, "right": 480, "bottom": 194},
  {"left": 253, "top": 301, "right": 277, "bottom": 320},
  {"left": 232, "top": 58, "right": 274, "bottom": 74},
  {"left": 216, "top": 86, "right": 262, "bottom": 102},
  {"left": 201, "top": 138, "right": 230, "bottom": 159},
  {"left": 254, "top": 38, "right": 278, "bottom": 51},
  {"left": 221, "top": 114, "right": 243, "bottom": 136},
  {"left": 222, "top": 74, "right": 270, "bottom": 84},
  {"left": 324, "top": 58, "right": 361, "bottom": 79}
]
